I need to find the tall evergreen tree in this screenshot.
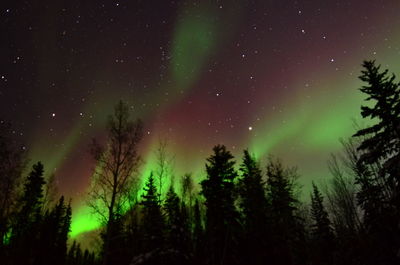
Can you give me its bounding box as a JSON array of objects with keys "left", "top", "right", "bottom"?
[
  {"left": 164, "top": 186, "right": 188, "bottom": 251},
  {"left": 67, "top": 241, "right": 77, "bottom": 265},
  {"left": 265, "top": 159, "right": 306, "bottom": 265},
  {"left": 310, "top": 182, "right": 334, "bottom": 265},
  {"left": 36, "top": 196, "right": 72, "bottom": 265},
  {"left": 237, "top": 150, "right": 268, "bottom": 265},
  {"left": 10, "top": 162, "right": 46, "bottom": 265},
  {"left": 353, "top": 60, "right": 400, "bottom": 264},
  {"left": 354, "top": 60, "right": 400, "bottom": 168},
  {"left": 163, "top": 186, "right": 191, "bottom": 264},
  {"left": 201, "top": 145, "right": 240, "bottom": 265},
  {"left": 141, "top": 173, "right": 165, "bottom": 252}
]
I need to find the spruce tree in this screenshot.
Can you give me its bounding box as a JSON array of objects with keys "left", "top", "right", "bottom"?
[
  {"left": 310, "top": 183, "right": 334, "bottom": 265},
  {"left": 141, "top": 173, "right": 165, "bottom": 252},
  {"left": 10, "top": 162, "right": 46, "bottom": 265},
  {"left": 163, "top": 186, "right": 191, "bottom": 264},
  {"left": 36, "top": 196, "right": 71, "bottom": 265},
  {"left": 200, "top": 145, "right": 239, "bottom": 265},
  {"left": 354, "top": 60, "right": 400, "bottom": 167},
  {"left": 164, "top": 186, "right": 188, "bottom": 251},
  {"left": 67, "top": 241, "right": 78, "bottom": 265},
  {"left": 265, "top": 159, "right": 305, "bottom": 265},
  {"left": 353, "top": 60, "right": 400, "bottom": 265},
  {"left": 237, "top": 150, "right": 268, "bottom": 264}
]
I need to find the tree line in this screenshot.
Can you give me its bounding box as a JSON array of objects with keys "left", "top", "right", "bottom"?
[{"left": 0, "top": 60, "right": 399, "bottom": 265}]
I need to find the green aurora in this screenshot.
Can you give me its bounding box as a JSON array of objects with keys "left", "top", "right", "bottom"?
[{"left": 22, "top": 2, "right": 400, "bottom": 239}]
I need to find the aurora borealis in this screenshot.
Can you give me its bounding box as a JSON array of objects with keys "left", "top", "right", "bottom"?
[{"left": 2, "top": 0, "right": 400, "bottom": 239}]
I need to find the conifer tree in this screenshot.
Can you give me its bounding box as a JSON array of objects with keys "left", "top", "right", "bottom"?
[
  {"left": 353, "top": 61, "right": 400, "bottom": 222},
  {"left": 310, "top": 182, "right": 334, "bottom": 265},
  {"left": 201, "top": 145, "right": 239, "bottom": 265},
  {"left": 67, "top": 241, "right": 77, "bottom": 265},
  {"left": 237, "top": 150, "right": 268, "bottom": 264},
  {"left": 238, "top": 150, "right": 267, "bottom": 232},
  {"left": 36, "top": 196, "right": 71, "bottom": 265},
  {"left": 164, "top": 186, "right": 187, "bottom": 250},
  {"left": 141, "top": 173, "right": 165, "bottom": 252},
  {"left": 10, "top": 162, "right": 46, "bottom": 265},
  {"left": 354, "top": 60, "right": 400, "bottom": 168},
  {"left": 353, "top": 60, "right": 400, "bottom": 264},
  {"left": 163, "top": 186, "right": 191, "bottom": 264},
  {"left": 265, "top": 159, "right": 305, "bottom": 265}
]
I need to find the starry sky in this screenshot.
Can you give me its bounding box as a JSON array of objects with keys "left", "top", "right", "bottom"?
[{"left": 1, "top": 0, "right": 400, "bottom": 237}]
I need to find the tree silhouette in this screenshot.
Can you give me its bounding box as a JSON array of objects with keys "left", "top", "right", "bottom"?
[
  {"left": 180, "top": 173, "right": 194, "bottom": 208},
  {"left": 0, "top": 121, "right": 26, "bottom": 251},
  {"left": 36, "top": 196, "right": 72, "bottom": 265},
  {"left": 88, "top": 100, "right": 143, "bottom": 265},
  {"left": 265, "top": 158, "right": 306, "bottom": 265},
  {"left": 163, "top": 185, "right": 191, "bottom": 264},
  {"left": 10, "top": 162, "right": 46, "bottom": 265},
  {"left": 141, "top": 173, "right": 165, "bottom": 252},
  {"left": 192, "top": 199, "right": 204, "bottom": 264},
  {"left": 354, "top": 60, "right": 400, "bottom": 167},
  {"left": 325, "top": 153, "right": 363, "bottom": 265},
  {"left": 201, "top": 145, "right": 240, "bottom": 265},
  {"left": 2, "top": 70, "right": 400, "bottom": 265},
  {"left": 154, "top": 138, "right": 174, "bottom": 202},
  {"left": 42, "top": 173, "right": 59, "bottom": 211},
  {"left": 164, "top": 186, "right": 188, "bottom": 250},
  {"left": 353, "top": 60, "right": 400, "bottom": 265},
  {"left": 310, "top": 182, "right": 334, "bottom": 265},
  {"left": 237, "top": 149, "right": 268, "bottom": 264}
]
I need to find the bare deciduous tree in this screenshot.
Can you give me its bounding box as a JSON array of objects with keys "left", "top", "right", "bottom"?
[
  {"left": 325, "top": 148, "right": 363, "bottom": 234},
  {"left": 87, "top": 101, "right": 143, "bottom": 265},
  {"left": 154, "top": 138, "right": 174, "bottom": 202},
  {"left": 42, "top": 173, "right": 59, "bottom": 211}
]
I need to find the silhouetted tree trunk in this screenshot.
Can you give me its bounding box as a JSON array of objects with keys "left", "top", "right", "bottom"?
[
  {"left": 88, "top": 100, "right": 143, "bottom": 265},
  {"left": 325, "top": 152, "right": 363, "bottom": 265},
  {"left": 154, "top": 138, "right": 174, "bottom": 202}
]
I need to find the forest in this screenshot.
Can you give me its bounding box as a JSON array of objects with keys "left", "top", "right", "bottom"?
[{"left": 0, "top": 60, "right": 399, "bottom": 265}]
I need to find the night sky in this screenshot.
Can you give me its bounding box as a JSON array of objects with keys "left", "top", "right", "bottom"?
[{"left": 1, "top": 0, "right": 400, "bottom": 237}]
